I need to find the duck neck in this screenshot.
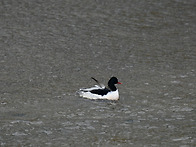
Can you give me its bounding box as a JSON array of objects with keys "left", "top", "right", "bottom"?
[{"left": 108, "top": 83, "right": 117, "bottom": 91}]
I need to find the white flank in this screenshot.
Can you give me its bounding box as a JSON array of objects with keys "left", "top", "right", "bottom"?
[{"left": 78, "top": 89, "right": 119, "bottom": 100}]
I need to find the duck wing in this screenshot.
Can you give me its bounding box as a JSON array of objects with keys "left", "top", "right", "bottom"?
[
  {"left": 90, "top": 88, "right": 110, "bottom": 96},
  {"left": 79, "top": 85, "right": 102, "bottom": 92},
  {"left": 91, "top": 77, "right": 105, "bottom": 88}
]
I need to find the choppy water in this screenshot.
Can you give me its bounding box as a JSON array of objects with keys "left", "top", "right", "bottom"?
[{"left": 1, "top": 0, "right": 196, "bottom": 146}]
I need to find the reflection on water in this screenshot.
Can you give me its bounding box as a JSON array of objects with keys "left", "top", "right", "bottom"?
[{"left": 1, "top": 0, "right": 195, "bottom": 146}]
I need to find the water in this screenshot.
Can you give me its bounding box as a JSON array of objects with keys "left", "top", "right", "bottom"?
[{"left": 1, "top": 0, "right": 195, "bottom": 146}]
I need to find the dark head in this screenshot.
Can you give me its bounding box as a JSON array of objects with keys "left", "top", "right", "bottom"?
[{"left": 108, "top": 77, "right": 121, "bottom": 91}]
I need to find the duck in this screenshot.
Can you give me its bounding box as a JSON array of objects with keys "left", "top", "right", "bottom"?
[{"left": 78, "top": 77, "right": 121, "bottom": 100}]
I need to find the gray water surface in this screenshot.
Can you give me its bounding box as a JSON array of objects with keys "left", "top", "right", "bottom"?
[{"left": 1, "top": 0, "right": 196, "bottom": 146}]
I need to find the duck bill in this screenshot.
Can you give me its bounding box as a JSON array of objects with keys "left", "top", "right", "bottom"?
[{"left": 117, "top": 82, "right": 122, "bottom": 84}]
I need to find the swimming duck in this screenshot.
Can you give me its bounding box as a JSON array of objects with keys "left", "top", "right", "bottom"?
[{"left": 78, "top": 77, "right": 121, "bottom": 100}]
